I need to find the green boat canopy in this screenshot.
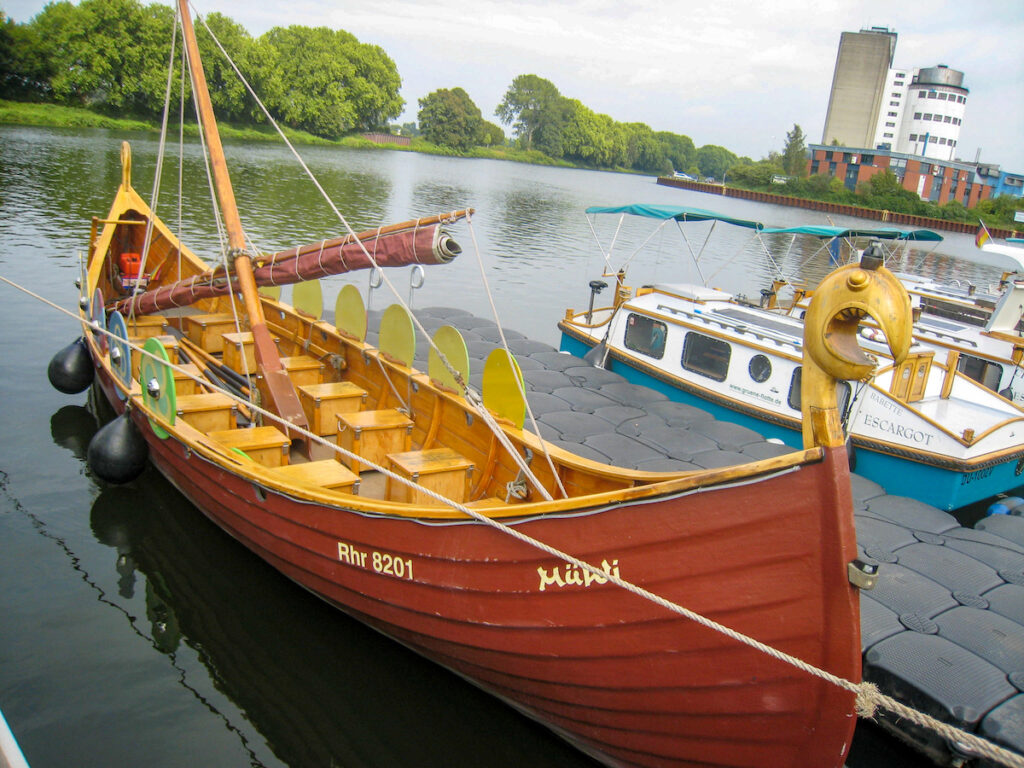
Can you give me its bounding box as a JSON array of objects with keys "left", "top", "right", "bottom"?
[
  {"left": 585, "top": 204, "right": 763, "bottom": 230},
  {"left": 585, "top": 204, "right": 943, "bottom": 242},
  {"left": 760, "top": 224, "right": 944, "bottom": 242}
]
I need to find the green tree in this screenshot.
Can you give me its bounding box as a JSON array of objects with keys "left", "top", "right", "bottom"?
[
  {"left": 341, "top": 38, "right": 403, "bottom": 131},
  {"left": 256, "top": 25, "right": 401, "bottom": 137},
  {"left": 728, "top": 159, "right": 784, "bottom": 187},
  {"left": 195, "top": 12, "right": 258, "bottom": 123},
  {"left": 398, "top": 121, "right": 420, "bottom": 137},
  {"left": 695, "top": 144, "right": 737, "bottom": 180},
  {"left": 30, "top": 0, "right": 176, "bottom": 115},
  {"left": 495, "top": 74, "right": 563, "bottom": 151},
  {"left": 1, "top": 11, "right": 53, "bottom": 99},
  {"left": 561, "top": 99, "right": 604, "bottom": 165},
  {"left": 417, "top": 87, "right": 483, "bottom": 150},
  {"left": 782, "top": 124, "right": 808, "bottom": 177},
  {"left": 654, "top": 131, "right": 696, "bottom": 174},
  {"left": 479, "top": 120, "right": 505, "bottom": 147},
  {"left": 857, "top": 170, "right": 927, "bottom": 213}
]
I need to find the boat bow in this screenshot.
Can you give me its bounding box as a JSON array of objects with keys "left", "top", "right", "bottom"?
[{"left": 802, "top": 256, "right": 913, "bottom": 448}]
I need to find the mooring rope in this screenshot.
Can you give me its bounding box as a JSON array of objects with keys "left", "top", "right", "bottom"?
[{"left": 2, "top": 271, "right": 1023, "bottom": 767}]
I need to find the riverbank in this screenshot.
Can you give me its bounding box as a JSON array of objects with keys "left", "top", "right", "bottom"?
[
  {"left": 0, "top": 99, "right": 578, "bottom": 169},
  {"left": 657, "top": 175, "right": 1022, "bottom": 239}
]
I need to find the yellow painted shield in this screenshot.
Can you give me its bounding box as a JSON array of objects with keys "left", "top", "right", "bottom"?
[
  {"left": 334, "top": 284, "right": 366, "bottom": 342},
  {"left": 293, "top": 279, "right": 323, "bottom": 319},
  {"left": 482, "top": 349, "right": 525, "bottom": 429},
  {"left": 428, "top": 325, "right": 469, "bottom": 395},
  {"left": 379, "top": 304, "right": 416, "bottom": 368}
]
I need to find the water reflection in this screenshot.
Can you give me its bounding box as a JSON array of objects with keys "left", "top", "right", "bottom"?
[{"left": 49, "top": 404, "right": 97, "bottom": 462}]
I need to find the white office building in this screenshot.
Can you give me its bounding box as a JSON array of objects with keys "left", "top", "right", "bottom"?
[{"left": 896, "top": 66, "right": 968, "bottom": 162}]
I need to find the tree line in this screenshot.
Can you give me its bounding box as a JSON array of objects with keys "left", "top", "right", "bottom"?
[
  {"left": 0, "top": 0, "right": 741, "bottom": 177},
  {"left": 0, "top": 0, "right": 403, "bottom": 138},
  {"left": 419, "top": 73, "right": 741, "bottom": 177}
]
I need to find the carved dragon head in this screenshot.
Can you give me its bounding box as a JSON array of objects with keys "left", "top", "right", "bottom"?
[{"left": 801, "top": 251, "right": 912, "bottom": 448}]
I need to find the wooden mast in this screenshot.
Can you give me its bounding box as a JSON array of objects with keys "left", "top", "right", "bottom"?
[{"left": 176, "top": 0, "right": 309, "bottom": 440}]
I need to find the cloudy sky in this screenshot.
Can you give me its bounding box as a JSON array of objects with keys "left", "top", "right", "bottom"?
[{"left": 6, "top": 0, "right": 1023, "bottom": 169}]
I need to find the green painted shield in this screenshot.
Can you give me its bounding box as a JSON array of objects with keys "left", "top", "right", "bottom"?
[
  {"left": 379, "top": 304, "right": 415, "bottom": 368},
  {"left": 428, "top": 325, "right": 469, "bottom": 395},
  {"left": 258, "top": 284, "right": 281, "bottom": 300},
  {"left": 334, "top": 284, "right": 366, "bottom": 342},
  {"left": 482, "top": 349, "right": 525, "bottom": 429},
  {"left": 139, "top": 337, "right": 176, "bottom": 439}
]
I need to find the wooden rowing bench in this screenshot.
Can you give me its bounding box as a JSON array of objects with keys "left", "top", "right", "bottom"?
[
  {"left": 208, "top": 425, "right": 291, "bottom": 468},
  {"left": 336, "top": 409, "right": 413, "bottom": 474},
  {"left": 269, "top": 460, "right": 360, "bottom": 494},
  {"left": 181, "top": 313, "right": 241, "bottom": 354},
  {"left": 298, "top": 381, "right": 367, "bottom": 436},
  {"left": 281, "top": 355, "right": 323, "bottom": 387},
  {"left": 385, "top": 447, "right": 474, "bottom": 505},
  {"left": 176, "top": 392, "right": 237, "bottom": 432}
]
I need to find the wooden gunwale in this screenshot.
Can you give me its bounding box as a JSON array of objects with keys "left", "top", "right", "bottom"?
[{"left": 87, "top": 321, "right": 824, "bottom": 518}]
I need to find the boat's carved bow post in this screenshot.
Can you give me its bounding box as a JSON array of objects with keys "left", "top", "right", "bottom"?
[
  {"left": 801, "top": 254, "right": 912, "bottom": 449},
  {"left": 120, "top": 141, "right": 131, "bottom": 189}
]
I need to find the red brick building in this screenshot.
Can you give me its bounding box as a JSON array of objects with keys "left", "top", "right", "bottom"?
[{"left": 807, "top": 144, "right": 991, "bottom": 207}]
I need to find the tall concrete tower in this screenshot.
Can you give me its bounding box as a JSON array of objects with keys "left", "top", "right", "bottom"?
[{"left": 821, "top": 27, "right": 897, "bottom": 148}]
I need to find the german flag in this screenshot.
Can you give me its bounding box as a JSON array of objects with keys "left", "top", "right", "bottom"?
[{"left": 976, "top": 221, "right": 992, "bottom": 249}]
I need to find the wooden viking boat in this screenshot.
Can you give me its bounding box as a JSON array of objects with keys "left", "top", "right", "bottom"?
[{"left": 52, "top": 4, "right": 917, "bottom": 766}]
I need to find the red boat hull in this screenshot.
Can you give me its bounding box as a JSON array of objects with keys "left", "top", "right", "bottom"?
[{"left": 92, "top": 366, "right": 860, "bottom": 768}]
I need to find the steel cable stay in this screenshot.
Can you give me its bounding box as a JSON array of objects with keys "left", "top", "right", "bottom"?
[{"left": 2, "top": 270, "right": 1023, "bottom": 768}]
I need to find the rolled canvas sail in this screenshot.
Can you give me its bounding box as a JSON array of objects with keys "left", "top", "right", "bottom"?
[{"left": 114, "top": 222, "right": 460, "bottom": 316}]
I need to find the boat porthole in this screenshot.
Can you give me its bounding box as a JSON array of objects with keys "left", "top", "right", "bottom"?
[
  {"left": 749, "top": 354, "right": 772, "bottom": 383},
  {"left": 253, "top": 484, "right": 267, "bottom": 502}
]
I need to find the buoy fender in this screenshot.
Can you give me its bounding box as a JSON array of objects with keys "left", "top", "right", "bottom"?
[{"left": 48, "top": 337, "right": 95, "bottom": 394}]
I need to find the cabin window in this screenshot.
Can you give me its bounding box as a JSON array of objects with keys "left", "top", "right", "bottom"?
[
  {"left": 958, "top": 354, "right": 1003, "bottom": 392},
  {"left": 624, "top": 313, "right": 667, "bottom": 359},
  {"left": 681, "top": 332, "right": 730, "bottom": 382},
  {"left": 787, "top": 367, "right": 852, "bottom": 414},
  {"left": 748, "top": 354, "right": 772, "bottom": 383}
]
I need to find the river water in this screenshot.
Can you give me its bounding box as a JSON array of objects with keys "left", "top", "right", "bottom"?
[{"left": 0, "top": 125, "right": 990, "bottom": 767}]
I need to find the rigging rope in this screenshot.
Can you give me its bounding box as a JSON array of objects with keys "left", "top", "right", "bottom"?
[{"left": 130, "top": 8, "right": 179, "bottom": 320}]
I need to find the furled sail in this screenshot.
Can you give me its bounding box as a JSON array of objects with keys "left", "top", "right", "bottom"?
[{"left": 113, "top": 214, "right": 466, "bottom": 316}]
